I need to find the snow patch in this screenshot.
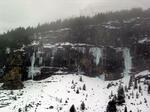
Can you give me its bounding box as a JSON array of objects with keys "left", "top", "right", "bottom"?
[
  {"left": 135, "top": 70, "right": 150, "bottom": 78},
  {"left": 138, "top": 38, "right": 150, "bottom": 44}
]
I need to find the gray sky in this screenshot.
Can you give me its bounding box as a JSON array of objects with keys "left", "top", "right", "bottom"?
[{"left": 0, "top": 0, "right": 150, "bottom": 34}]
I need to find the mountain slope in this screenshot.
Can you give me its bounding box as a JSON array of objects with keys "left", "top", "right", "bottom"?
[{"left": 0, "top": 73, "right": 150, "bottom": 112}]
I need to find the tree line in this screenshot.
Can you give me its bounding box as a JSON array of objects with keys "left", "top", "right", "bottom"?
[{"left": 0, "top": 8, "right": 150, "bottom": 66}]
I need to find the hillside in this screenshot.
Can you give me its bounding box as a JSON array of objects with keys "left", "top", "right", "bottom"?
[
  {"left": 0, "top": 73, "right": 150, "bottom": 112},
  {"left": 0, "top": 8, "right": 150, "bottom": 112}
]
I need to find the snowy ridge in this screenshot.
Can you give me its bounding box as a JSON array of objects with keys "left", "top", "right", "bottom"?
[{"left": 43, "top": 42, "right": 95, "bottom": 48}]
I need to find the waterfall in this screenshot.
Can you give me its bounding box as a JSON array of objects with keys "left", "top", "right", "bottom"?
[
  {"left": 28, "top": 52, "right": 36, "bottom": 79},
  {"left": 123, "top": 48, "right": 132, "bottom": 76},
  {"left": 89, "top": 47, "right": 103, "bottom": 66}
]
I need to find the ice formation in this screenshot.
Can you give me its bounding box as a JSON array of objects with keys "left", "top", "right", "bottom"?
[
  {"left": 89, "top": 47, "right": 103, "bottom": 66},
  {"left": 123, "top": 48, "right": 132, "bottom": 76}
]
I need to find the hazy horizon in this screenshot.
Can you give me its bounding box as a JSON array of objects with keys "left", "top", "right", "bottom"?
[{"left": 0, "top": 0, "right": 150, "bottom": 34}]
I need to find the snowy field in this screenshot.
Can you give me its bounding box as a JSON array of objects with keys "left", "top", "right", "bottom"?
[{"left": 0, "top": 74, "right": 150, "bottom": 112}]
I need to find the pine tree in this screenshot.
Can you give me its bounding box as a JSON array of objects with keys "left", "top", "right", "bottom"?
[
  {"left": 124, "top": 106, "right": 127, "bottom": 112},
  {"left": 25, "top": 105, "right": 28, "bottom": 111},
  {"left": 144, "top": 98, "right": 147, "bottom": 103},
  {"left": 18, "top": 108, "right": 22, "bottom": 112},
  {"left": 139, "top": 85, "right": 142, "bottom": 93},
  {"left": 76, "top": 89, "right": 79, "bottom": 94},
  {"left": 72, "top": 80, "right": 74, "bottom": 84},
  {"left": 128, "top": 95, "right": 130, "bottom": 99},
  {"left": 79, "top": 76, "right": 83, "bottom": 82},
  {"left": 106, "top": 100, "right": 117, "bottom": 112},
  {"left": 70, "top": 105, "right": 76, "bottom": 112},
  {"left": 136, "top": 92, "right": 139, "bottom": 99},
  {"left": 83, "top": 84, "right": 86, "bottom": 90},
  {"left": 128, "top": 76, "right": 133, "bottom": 90},
  {"left": 134, "top": 79, "right": 138, "bottom": 89},
  {"left": 65, "top": 100, "right": 68, "bottom": 103},
  {"left": 10, "top": 90, "right": 14, "bottom": 95},
  {"left": 80, "top": 102, "right": 85, "bottom": 110},
  {"left": 60, "top": 98, "right": 62, "bottom": 103},
  {"left": 117, "top": 85, "right": 125, "bottom": 105},
  {"left": 131, "top": 91, "right": 134, "bottom": 99}
]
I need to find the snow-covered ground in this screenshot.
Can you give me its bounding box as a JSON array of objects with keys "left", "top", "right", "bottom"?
[
  {"left": 0, "top": 74, "right": 150, "bottom": 112},
  {"left": 135, "top": 70, "right": 150, "bottom": 78}
]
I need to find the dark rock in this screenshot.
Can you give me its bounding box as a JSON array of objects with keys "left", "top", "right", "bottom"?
[
  {"left": 1, "top": 52, "right": 24, "bottom": 90},
  {"left": 1, "top": 80, "right": 24, "bottom": 90}
]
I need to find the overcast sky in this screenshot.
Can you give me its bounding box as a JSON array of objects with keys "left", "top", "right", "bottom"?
[{"left": 0, "top": 0, "right": 150, "bottom": 34}]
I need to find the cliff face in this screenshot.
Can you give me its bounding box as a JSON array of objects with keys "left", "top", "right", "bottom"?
[
  {"left": 22, "top": 42, "right": 129, "bottom": 81},
  {"left": 1, "top": 52, "right": 24, "bottom": 89},
  {"left": 131, "top": 39, "right": 150, "bottom": 74},
  {"left": 1, "top": 17, "right": 150, "bottom": 81},
  {"left": 5, "top": 37, "right": 150, "bottom": 82}
]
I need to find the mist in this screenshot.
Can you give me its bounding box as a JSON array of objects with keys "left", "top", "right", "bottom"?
[{"left": 0, "top": 0, "right": 150, "bottom": 33}]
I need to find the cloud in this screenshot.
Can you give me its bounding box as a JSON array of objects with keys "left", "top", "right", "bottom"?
[
  {"left": 81, "top": 0, "right": 150, "bottom": 15},
  {"left": 0, "top": 0, "right": 150, "bottom": 33}
]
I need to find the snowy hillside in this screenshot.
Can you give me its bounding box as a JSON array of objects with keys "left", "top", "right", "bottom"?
[{"left": 0, "top": 73, "right": 150, "bottom": 112}]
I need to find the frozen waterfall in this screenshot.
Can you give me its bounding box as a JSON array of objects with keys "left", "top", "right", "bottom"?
[
  {"left": 123, "top": 48, "right": 132, "bottom": 76},
  {"left": 28, "top": 52, "right": 36, "bottom": 79},
  {"left": 89, "top": 47, "right": 103, "bottom": 66}
]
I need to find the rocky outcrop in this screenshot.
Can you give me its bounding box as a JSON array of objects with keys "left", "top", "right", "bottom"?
[
  {"left": 103, "top": 47, "right": 124, "bottom": 80},
  {"left": 1, "top": 80, "right": 23, "bottom": 90},
  {"left": 0, "top": 43, "right": 133, "bottom": 82},
  {"left": 131, "top": 41, "right": 150, "bottom": 74},
  {"left": 1, "top": 52, "right": 24, "bottom": 90}
]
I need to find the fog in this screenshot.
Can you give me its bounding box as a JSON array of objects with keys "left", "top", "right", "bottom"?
[{"left": 0, "top": 0, "right": 150, "bottom": 33}]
